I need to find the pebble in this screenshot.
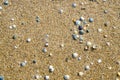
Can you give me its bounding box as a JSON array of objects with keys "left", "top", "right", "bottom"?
[
  {"left": 60, "top": 44, "right": 64, "bottom": 48},
  {"left": 104, "top": 35, "right": 108, "bottom": 38},
  {"left": 33, "top": 60, "right": 37, "bottom": 64},
  {"left": 48, "top": 65, "right": 54, "bottom": 72},
  {"left": 36, "top": 16, "right": 40, "bottom": 22},
  {"left": 12, "top": 25, "right": 17, "bottom": 29},
  {"left": 73, "top": 30, "right": 78, "bottom": 34},
  {"left": 104, "top": 10, "right": 108, "bottom": 14},
  {"left": 49, "top": 53, "right": 53, "bottom": 57},
  {"left": 20, "top": 62, "right": 26, "bottom": 67},
  {"left": 4, "top": 0, "right": 9, "bottom": 5},
  {"left": 84, "top": 46, "right": 89, "bottom": 51},
  {"left": 97, "top": 59, "right": 102, "bottom": 63},
  {"left": 80, "top": 16, "right": 85, "bottom": 21},
  {"left": 42, "top": 48, "right": 47, "bottom": 53},
  {"left": 92, "top": 44, "right": 97, "bottom": 50},
  {"left": 75, "top": 20, "right": 81, "bottom": 26},
  {"left": 72, "top": 3, "right": 77, "bottom": 8},
  {"left": 78, "top": 26, "right": 83, "bottom": 30},
  {"left": 98, "top": 28, "right": 102, "bottom": 33},
  {"left": 12, "top": 35, "right": 17, "bottom": 40},
  {"left": 104, "top": 22, "right": 108, "bottom": 26},
  {"left": 89, "top": 18, "right": 94, "bottom": 22},
  {"left": 86, "top": 41, "right": 92, "bottom": 47},
  {"left": 86, "top": 29, "right": 90, "bottom": 33},
  {"left": 117, "top": 72, "right": 120, "bottom": 77},
  {"left": 84, "top": 65, "right": 90, "bottom": 70},
  {"left": 14, "top": 45, "right": 18, "bottom": 49},
  {"left": 45, "top": 42, "right": 49, "bottom": 47},
  {"left": 0, "top": 6, "right": 2, "bottom": 11},
  {"left": 44, "top": 75, "right": 50, "bottom": 80},
  {"left": 72, "top": 53, "right": 78, "bottom": 58},
  {"left": 72, "top": 34, "right": 78, "bottom": 40},
  {"left": 59, "top": 9, "right": 63, "bottom": 14},
  {"left": 78, "top": 72, "right": 84, "bottom": 76},
  {"left": 0, "top": 76, "right": 4, "bottom": 80},
  {"left": 78, "top": 57, "right": 81, "bottom": 61},
  {"left": 26, "top": 38, "right": 31, "bottom": 42},
  {"left": 79, "top": 30, "right": 85, "bottom": 35},
  {"left": 106, "top": 42, "right": 110, "bottom": 46},
  {"left": 34, "top": 74, "right": 40, "bottom": 79},
  {"left": 11, "top": 18, "right": 14, "bottom": 21},
  {"left": 64, "top": 75, "right": 70, "bottom": 80}
]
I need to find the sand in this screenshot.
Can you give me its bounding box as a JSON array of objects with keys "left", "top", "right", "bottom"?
[{"left": 0, "top": 0, "right": 120, "bottom": 80}]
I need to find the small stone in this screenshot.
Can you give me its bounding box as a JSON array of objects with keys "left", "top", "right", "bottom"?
[
  {"left": 104, "top": 22, "right": 108, "bottom": 26},
  {"left": 48, "top": 65, "right": 54, "bottom": 72},
  {"left": 34, "top": 74, "right": 40, "bottom": 79},
  {"left": 11, "top": 18, "right": 14, "bottom": 21},
  {"left": 14, "top": 46, "right": 18, "bottom": 49},
  {"left": 104, "top": 35, "right": 108, "bottom": 38},
  {"left": 84, "top": 46, "right": 89, "bottom": 51},
  {"left": 42, "top": 48, "right": 47, "bottom": 53},
  {"left": 73, "top": 30, "right": 78, "bottom": 34},
  {"left": 72, "top": 34, "right": 78, "bottom": 40},
  {"left": 12, "top": 35, "right": 17, "bottom": 40},
  {"left": 60, "top": 44, "right": 64, "bottom": 48},
  {"left": 86, "top": 29, "right": 90, "bottom": 33},
  {"left": 98, "top": 28, "right": 102, "bottom": 32},
  {"left": 36, "top": 16, "right": 40, "bottom": 22},
  {"left": 80, "top": 16, "right": 85, "bottom": 21},
  {"left": 72, "top": 3, "right": 77, "bottom": 8},
  {"left": 79, "top": 30, "right": 85, "bottom": 35},
  {"left": 98, "top": 59, "right": 102, "bottom": 63},
  {"left": 44, "top": 75, "right": 50, "bottom": 80},
  {"left": 106, "top": 42, "right": 110, "bottom": 46},
  {"left": 78, "top": 72, "right": 84, "bottom": 76},
  {"left": 0, "top": 6, "right": 2, "bottom": 11},
  {"left": 4, "top": 0, "right": 9, "bottom": 5},
  {"left": 104, "top": 10, "right": 108, "bottom": 14},
  {"left": 86, "top": 41, "right": 92, "bottom": 46},
  {"left": 59, "top": 9, "right": 63, "bottom": 14},
  {"left": 64, "top": 75, "right": 70, "bottom": 80},
  {"left": 12, "top": 25, "right": 16, "bottom": 29},
  {"left": 78, "top": 57, "right": 81, "bottom": 61},
  {"left": 72, "top": 53, "right": 78, "bottom": 58},
  {"left": 75, "top": 20, "right": 81, "bottom": 26},
  {"left": 26, "top": 38, "right": 31, "bottom": 42},
  {"left": 92, "top": 44, "right": 97, "bottom": 50},
  {"left": 45, "top": 42, "right": 49, "bottom": 47},
  {"left": 49, "top": 53, "right": 53, "bottom": 57},
  {"left": 84, "top": 65, "right": 90, "bottom": 70},
  {"left": 78, "top": 26, "right": 83, "bottom": 30},
  {"left": 108, "top": 66, "right": 112, "bottom": 70},
  {"left": 33, "top": 60, "right": 37, "bottom": 64},
  {"left": 89, "top": 18, "right": 94, "bottom": 22},
  {"left": 0, "top": 76, "right": 4, "bottom": 80},
  {"left": 117, "top": 72, "right": 120, "bottom": 77},
  {"left": 20, "top": 62, "right": 26, "bottom": 67}
]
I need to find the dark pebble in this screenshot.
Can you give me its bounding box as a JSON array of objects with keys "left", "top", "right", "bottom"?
[
  {"left": 79, "top": 30, "right": 85, "bottom": 35},
  {"left": 78, "top": 26, "right": 83, "bottom": 30}
]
